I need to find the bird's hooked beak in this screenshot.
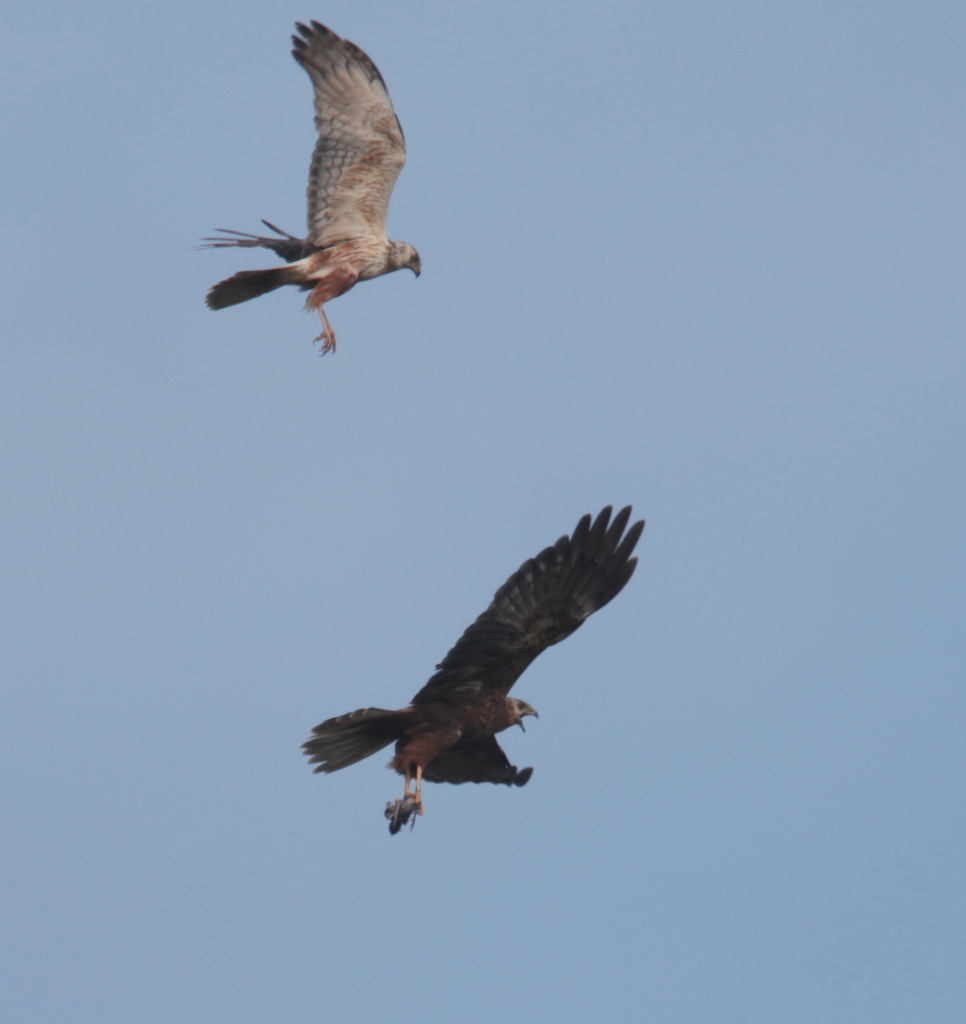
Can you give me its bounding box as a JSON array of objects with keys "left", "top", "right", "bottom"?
[{"left": 516, "top": 701, "right": 539, "bottom": 732}]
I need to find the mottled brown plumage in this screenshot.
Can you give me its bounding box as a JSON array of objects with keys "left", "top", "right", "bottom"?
[
  {"left": 303, "top": 506, "right": 645, "bottom": 832},
  {"left": 202, "top": 22, "right": 420, "bottom": 353}
]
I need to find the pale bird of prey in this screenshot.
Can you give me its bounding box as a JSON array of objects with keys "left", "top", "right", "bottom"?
[{"left": 202, "top": 21, "right": 421, "bottom": 354}]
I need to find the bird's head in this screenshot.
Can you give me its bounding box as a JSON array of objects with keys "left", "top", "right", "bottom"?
[
  {"left": 510, "top": 698, "right": 539, "bottom": 732},
  {"left": 389, "top": 240, "right": 421, "bottom": 277}
]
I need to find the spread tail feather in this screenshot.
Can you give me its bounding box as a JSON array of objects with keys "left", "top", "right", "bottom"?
[
  {"left": 205, "top": 264, "right": 305, "bottom": 309},
  {"left": 302, "top": 707, "right": 412, "bottom": 774}
]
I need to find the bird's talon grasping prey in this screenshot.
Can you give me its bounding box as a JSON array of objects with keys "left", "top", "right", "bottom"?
[
  {"left": 202, "top": 21, "right": 422, "bottom": 352},
  {"left": 385, "top": 796, "right": 419, "bottom": 835},
  {"left": 303, "top": 506, "right": 645, "bottom": 833}
]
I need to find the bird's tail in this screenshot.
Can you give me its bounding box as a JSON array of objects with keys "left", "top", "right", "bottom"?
[
  {"left": 302, "top": 707, "right": 413, "bottom": 774},
  {"left": 205, "top": 264, "right": 306, "bottom": 309}
]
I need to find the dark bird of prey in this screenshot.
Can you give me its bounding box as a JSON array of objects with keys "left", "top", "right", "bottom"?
[
  {"left": 303, "top": 506, "right": 645, "bottom": 834},
  {"left": 201, "top": 21, "right": 421, "bottom": 354}
]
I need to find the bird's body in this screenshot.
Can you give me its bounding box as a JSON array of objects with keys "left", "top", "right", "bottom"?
[
  {"left": 303, "top": 506, "right": 645, "bottom": 832},
  {"left": 202, "top": 22, "right": 420, "bottom": 353}
]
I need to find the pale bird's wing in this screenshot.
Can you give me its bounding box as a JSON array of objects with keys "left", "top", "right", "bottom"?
[
  {"left": 292, "top": 21, "right": 407, "bottom": 248},
  {"left": 196, "top": 220, "right": 311, "bottom": 263}
]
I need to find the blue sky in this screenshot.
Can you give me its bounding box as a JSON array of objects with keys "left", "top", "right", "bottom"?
[{"left": 2, "top": 2, "right": 964, "bottom": 1021}]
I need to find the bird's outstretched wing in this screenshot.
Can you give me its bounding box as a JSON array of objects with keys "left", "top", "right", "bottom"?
[
  {"left": 421, "top": 735, "right": 533, "bottom": 787},
  {"left": 292, "top": 21, "right": 407, "bottom": 247},
  {"left": 412, "top": 506, "right": 644, "bottom": 704},
  {"left": 196, "top": 220, "right": 312, "bottom": 263}
]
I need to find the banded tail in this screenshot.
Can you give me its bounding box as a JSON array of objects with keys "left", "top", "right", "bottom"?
[
  {"left": 302, "top": 706, "right": 413, "bottom": 774},
  {"left": 205, "top": 264, "right": 306, "bottom": 310}
]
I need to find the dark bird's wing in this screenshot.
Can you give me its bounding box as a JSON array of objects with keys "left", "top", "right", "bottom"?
[
  {"left": 292, "top": 22, "right": 407, "bottom": 247},
  {"left": 421, "top": 735, "right": 533, "bottom": 787},
  {"left": 412, "top": 506, "right": 644, "bottom": 704},
  {"left": 196, "top": 220, "right": 312, "bottom": 263}
]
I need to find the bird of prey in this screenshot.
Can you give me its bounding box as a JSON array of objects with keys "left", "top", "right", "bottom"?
[
  {"left": 202, "top": 21, "right": 421, "bottom": 354},
  {"left": 303, "top": 506, "right": 645, "bottom": 833}
]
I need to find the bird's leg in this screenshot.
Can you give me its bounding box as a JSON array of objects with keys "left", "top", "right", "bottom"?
[
  {"left": 415, "top": 765, "right": 425, "bottom": 815},
  {"left": 403, "top": 765, "right": 413, "bottom": 799},
  {"left": 314, "top": 305, "right": 337, "bottom": 355}
]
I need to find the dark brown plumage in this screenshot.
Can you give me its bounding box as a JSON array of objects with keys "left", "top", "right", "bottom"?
[
  {"left": 303, "top": 506, "right": 645, "bottom": 832},
  {"left": 201, "top": 22, "right": 420, "bottom": 353}
]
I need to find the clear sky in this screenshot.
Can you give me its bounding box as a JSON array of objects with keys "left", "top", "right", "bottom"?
[{"left": 2, "top": 2, "right": 964, "bottom": 1021}]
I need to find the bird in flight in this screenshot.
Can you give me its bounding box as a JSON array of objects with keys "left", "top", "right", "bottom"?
[
  {"left": 202, "top": 21, "right": 421, "bottom": 354},
  {"left": 303, "top": 506, "right": 645, "bottom": 834}
]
